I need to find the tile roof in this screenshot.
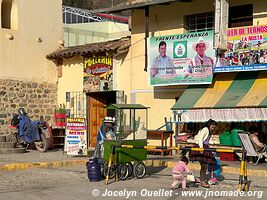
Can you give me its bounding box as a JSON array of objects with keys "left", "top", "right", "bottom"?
[{"left": 47, "top": 36, "right": 130, "bottom": 60}]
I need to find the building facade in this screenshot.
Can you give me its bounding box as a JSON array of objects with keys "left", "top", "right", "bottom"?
[
  {"left": 47, "top": 37, "right": 130, "bottom": 147},
  {"left": 0, "top": 0, "right": 62, "bottom": 134},
  {"left": 94, "top": 0, "right": 267, "bottom": 145}
]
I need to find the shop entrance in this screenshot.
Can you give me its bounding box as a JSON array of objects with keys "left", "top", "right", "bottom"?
[{"left": 87, "top": 91, "right": 116, "bottom": 147}]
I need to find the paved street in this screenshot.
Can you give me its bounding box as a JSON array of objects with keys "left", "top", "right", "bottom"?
[{"left": 0, "top": 166, "right": 266, "bottom": 200}]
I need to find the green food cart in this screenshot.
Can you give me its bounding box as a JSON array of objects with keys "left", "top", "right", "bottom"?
[{"left": 102, "top": 104, "right": 149, "bottom": 180}]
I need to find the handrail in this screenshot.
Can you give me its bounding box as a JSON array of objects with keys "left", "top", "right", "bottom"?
[{"left": 105, "top": 144, "right": 250, "bottom": 192}]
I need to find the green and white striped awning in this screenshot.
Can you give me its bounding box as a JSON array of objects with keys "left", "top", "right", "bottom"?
[{"left": 172, "top": 71, "right": 267, "bottom": 122}]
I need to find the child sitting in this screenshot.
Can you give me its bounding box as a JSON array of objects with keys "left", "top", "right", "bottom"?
[{"left": 171, "top": 156, "right": 191, "bottom": 190}]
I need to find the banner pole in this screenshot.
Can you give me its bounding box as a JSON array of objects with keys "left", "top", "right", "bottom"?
[
  {"left": 243, "top": 151, "right": 249, "bottom": 191},
  {"left": 238, "top": 150, "right": 246, "bottom": 191}
]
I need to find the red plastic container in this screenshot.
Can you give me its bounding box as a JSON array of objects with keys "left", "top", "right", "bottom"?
[
  {"left": 54, "top": 113, "right": 61, "bottom": 118},
  {"left": 54, "top": 108, "right": 66, "bottom": 127},
  {"left": 54, "top": 114, "right": 61, "bottom": 126},
  {"left": 219, "top": 152, "right": 236, "bottom": 161}
]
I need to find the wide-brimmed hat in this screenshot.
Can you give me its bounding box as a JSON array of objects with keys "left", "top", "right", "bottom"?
[
  {"left": 103, "top": 116, "right": 115, "bottom": 123},
  {"left": 192, "top": 37, "right": 209, "bottom": 51}
]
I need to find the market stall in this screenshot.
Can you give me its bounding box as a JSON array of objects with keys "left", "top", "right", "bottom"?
[{"left": 171, "top": 71, "right": 267, "bottom": 161}]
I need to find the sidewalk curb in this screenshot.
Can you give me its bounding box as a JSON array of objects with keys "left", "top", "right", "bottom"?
[
  {"left": 0, "top": 160, "right": 87, "bottom": 171},
  {"left": 0, "top": 159, "right": 266, "bottom": 176}
]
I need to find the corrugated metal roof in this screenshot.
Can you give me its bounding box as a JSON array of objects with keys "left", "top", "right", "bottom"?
[
  {"left": 91, "top": 0, "right": 180, "bottom": 13},
  {"left": 47, "top": 36, "right": 130, "bottom": 60}
]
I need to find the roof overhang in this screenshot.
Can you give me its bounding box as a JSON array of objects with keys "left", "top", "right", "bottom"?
[
  {"left": 46, "top": 36, "right": 130, "bottom": 60},
  {"left": 91, "top": 0, "right": 192, "bottom": 13},
  {"left": 105, "top": 104, "right": 149, "bottom": 109}
]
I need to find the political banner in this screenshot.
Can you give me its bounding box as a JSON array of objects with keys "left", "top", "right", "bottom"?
[
  {"left": 65, "top": 118, "right": 87, "bottom": 156},
  {"left": 214, "top": 25, "right": 267, "bottom": 72},
  {"left": 148, "top": 30, "right": 215, "bottom": 86}
]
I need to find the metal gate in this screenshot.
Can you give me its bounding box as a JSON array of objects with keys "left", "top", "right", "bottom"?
[{"left": 66, "top": 91, "right": 86, "bottom": 118}]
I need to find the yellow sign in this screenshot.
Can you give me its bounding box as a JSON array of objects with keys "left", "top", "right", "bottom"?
[{"left": 83, "top": 54, "right": 113, "bottom": 91}]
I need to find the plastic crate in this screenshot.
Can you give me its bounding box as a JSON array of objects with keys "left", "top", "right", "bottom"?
[{"left": 219, "top": 152, "right": 236, "bottom": 161}]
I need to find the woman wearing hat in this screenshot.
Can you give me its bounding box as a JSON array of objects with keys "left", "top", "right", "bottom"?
[
  {"left": 184, "top": 38, "right": 214, "bottom": 79},
  {"left": 95, "top": 116, "right": 116, "bottom": 159}
]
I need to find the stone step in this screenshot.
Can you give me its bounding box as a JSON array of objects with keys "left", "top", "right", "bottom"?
[
  {"left": 0, "top": 148, "right": 26, "bottom": 154},
  {"left": 0, "top": 142, "right": 15, "bottom": 148},
  {"left": 0, "top": 135, "right": 6, "bottom": 142}
]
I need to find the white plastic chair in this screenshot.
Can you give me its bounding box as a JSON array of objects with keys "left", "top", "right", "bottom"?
[{"left": 254, "top": 145, "right": 267, "bottom": 165}]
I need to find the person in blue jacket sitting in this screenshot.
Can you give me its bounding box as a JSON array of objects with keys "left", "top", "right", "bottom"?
[{"left": 95, "top": 116, "right": 116, "bottom": 159}]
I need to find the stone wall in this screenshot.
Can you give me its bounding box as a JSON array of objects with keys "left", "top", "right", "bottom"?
[{"left": 0, "top": 79, "right": 57, "bottom": 134}]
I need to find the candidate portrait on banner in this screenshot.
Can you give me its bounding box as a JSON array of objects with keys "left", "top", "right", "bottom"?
[
  {"left": 150, "top": 41, "right": 176, "bottom": 78},
  {"left": 184, "top": 37, "right": 214, "bottom": 79}
]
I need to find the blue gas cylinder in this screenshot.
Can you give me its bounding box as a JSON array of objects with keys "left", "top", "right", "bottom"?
[{"left": 86, "top": 157, "right": 101, "bottom": 182}]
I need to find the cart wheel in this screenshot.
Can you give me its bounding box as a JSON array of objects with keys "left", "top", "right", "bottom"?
[
  {"left": 125, "top": 162, "right": 133, "bottom": 177},
  {"left": 133, "top": 161, "right": 146, "bottom": 179},
  {"left": 103, "top": 162, "right": 116, "bottom": 179},
  {"left": 117, "top": 163, "right": 129, "bottom": 180}
]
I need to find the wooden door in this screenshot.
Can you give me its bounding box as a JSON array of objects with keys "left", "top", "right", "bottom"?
[{"left": 88, "top": 95, "right": 107, "bottom": 147}]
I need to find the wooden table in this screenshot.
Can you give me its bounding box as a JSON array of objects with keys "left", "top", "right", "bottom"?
[{"left": 147, "top": 130, "right": 174, "bottom": 156}]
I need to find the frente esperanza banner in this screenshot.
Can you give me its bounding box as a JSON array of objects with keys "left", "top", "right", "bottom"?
[{"left": 148, "top": 30, "right": 215, "bottom": 86}]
